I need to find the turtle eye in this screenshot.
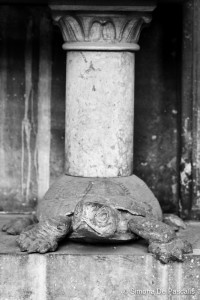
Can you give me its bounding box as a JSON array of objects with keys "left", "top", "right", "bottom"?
[{"left": 95, "top": 208, "right": 109, "bottom": 225}]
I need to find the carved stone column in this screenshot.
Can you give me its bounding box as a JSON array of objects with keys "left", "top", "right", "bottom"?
[{"left": 50, "top": 4, "right": 155, "bottom": 178}]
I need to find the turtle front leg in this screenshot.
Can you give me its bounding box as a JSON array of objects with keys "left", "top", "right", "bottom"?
[
  {"left": 128, "top": 216, "right": 192, "bottom": 264},
  {"left": 16, "top": 216, "right": 72, "bottom": 254}
]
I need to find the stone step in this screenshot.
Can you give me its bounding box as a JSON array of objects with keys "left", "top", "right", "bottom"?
[{"left": 0, "top": 215, "right": 200, "bottom": 300}]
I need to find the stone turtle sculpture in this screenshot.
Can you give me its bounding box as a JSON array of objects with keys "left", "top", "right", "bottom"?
[{"left": 2, "top": 175, "right": 192, "bottom": 263}]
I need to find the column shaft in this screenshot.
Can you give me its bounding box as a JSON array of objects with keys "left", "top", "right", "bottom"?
[{"left": 65, "top": 51, "right": 135, "bottom": 177}]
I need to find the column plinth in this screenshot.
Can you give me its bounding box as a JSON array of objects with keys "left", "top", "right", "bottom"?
[{"left": 50, "top": 5, "right": 155, "bottom": 177}]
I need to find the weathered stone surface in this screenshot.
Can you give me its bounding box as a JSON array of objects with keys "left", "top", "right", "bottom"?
[
  {"left": 51, "top": 7, "right": 155, "bottom": 178},
  {"left": 65, "top": 51, "right": 135, "bottom": 177},
  {"left": 52, "top": 11, "right": 152, "bottom": 51},
  {"left": 36, "top": 174, "right": 162, "bottom": 222},
  {"left": 1, "top": 215, "right": 200, "bottom": 299},
  {"left": 0, "top": 4, "right": 183, "bottom": 214}
]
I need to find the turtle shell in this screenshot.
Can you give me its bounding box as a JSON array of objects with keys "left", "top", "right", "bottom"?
[{"left": 37, "top": 174, "right": 162, "bottom": 222}]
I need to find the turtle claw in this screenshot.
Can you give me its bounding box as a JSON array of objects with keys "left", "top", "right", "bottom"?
[
  {"left": 171, "top": 249, "right": 184, "bottom": 262},
  {"left": 39, "top": 241, "right": 58, "bottom": 253},
  {"left": 26, "top": 240, "right": 58, "bottom": 254},
  {"left": 16, "top": 230, "right": 34, "bottom": 252},
  {"left": 159, "top": 254, "right": 170, "bottom": 264},
  {"left": 148, "top": 238, "right": 193, "bottom": 264},
  {"left": 182, "top": 240, "right": 193, "bottom": 253}
]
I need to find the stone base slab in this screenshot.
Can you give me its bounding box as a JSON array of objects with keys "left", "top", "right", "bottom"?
[{"left": 1, "top": 215, "right": 200, "bottom": 300}]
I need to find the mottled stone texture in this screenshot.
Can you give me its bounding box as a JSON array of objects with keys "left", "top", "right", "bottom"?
[
  {"left": 1, "top": 216, "right": 200, "bottom": 300},
  {"left": 1, "top": 254, "right": 200, "bottom": 300},
  {"left": 65, "top": 51, "right": 134, "bottom": 177},
  {"left": 0, "top": 4, "right": 182, "bottom": 213}
]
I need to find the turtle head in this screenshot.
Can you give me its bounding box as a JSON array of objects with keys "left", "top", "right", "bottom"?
[{"left": 73, "top": 201, "right": 118, "bottom": 238}]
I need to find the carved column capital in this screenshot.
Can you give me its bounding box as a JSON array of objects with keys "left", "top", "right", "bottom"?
[{"left": 50, "top": 6, "right": 155, "bottom": 51}]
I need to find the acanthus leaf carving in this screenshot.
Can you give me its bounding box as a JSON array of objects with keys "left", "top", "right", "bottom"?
[
  {"left": 58, "top": 15, "right": 85, "bottom": 42},
  {"left": 89, "top": 20, "right": 116, "bottom": 42},
  {"left": 54, "top": 13, "right": 152, "bottom": 45},
  {"left": 120, "top": 15, "right": 151, "bottom": 43}
]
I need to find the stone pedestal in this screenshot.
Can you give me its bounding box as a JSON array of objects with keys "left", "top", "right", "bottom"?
[
  {"left": 0, "top": 215, "right": 200, "bottom": 300},
  {"left": 50, "top": 5, "right": 155, "bottom": 177}
]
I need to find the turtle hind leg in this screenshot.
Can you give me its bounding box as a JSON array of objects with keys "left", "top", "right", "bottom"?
[
  {"left": 16, "top": 216, "right": 72, "bottom": 254},
  {"left": 2, "top": 216, "right": 37, "bottom": 235},
  {"left": 163, "top": 214, "right": 187, "bottom": 230}
]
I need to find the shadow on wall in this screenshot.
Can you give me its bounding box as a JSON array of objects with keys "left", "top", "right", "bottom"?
[{"left": 134, "top": 4, "right": 182, "bottom": 213}]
